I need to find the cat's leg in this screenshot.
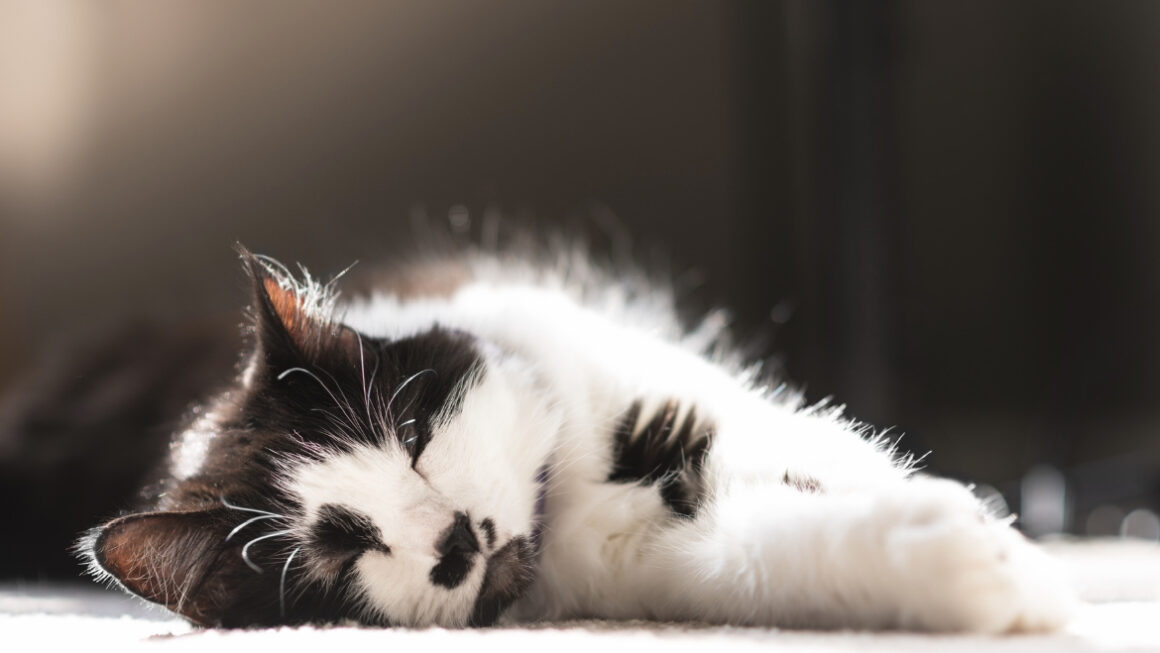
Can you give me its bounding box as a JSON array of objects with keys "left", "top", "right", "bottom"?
[{"left": 619, "top": 475, "right": 1076, "bottom": 632}]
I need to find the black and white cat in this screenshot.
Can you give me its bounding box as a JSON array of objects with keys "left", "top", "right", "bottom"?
[{"left": 81, "top": 245, "right": 1075, "bottom": 631}]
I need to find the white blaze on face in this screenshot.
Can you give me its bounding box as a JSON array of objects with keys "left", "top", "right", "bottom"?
[
  {"left": 415, "top": 359, "right": 557, "bottom": 547},
  {"left": 286, "top": 351, "right": 558, "bottom": 626}
]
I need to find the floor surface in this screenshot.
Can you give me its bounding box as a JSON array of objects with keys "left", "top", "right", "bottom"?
[{"left": 3, "top": 539, "right": 1158, "bottom": 652}]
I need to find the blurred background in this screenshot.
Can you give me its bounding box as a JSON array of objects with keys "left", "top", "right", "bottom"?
[{"left": 1, "top": 0, "right": 1158, "bottom": 565}]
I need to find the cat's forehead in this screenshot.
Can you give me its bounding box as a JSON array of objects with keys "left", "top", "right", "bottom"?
[
  {"left": 285, "top": 361, "right": 514, "bottom": 508},
  {"left": 252, "top": 326, "right": 483, "bottom": 430},
  {"left": 168, "top": 325, "right": 489, "bottom": 491},
  {"left": 275, "top": 326, "right": 485, "bottom": 405}
]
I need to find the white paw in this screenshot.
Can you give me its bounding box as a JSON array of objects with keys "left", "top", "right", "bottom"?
[{"left": 876, "top": 478, "right": 1077, "bottom": 633}]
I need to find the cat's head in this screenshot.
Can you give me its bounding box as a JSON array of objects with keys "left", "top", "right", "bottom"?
[{"left": 81, "top": 249, "right": 557, "bottom": 628}]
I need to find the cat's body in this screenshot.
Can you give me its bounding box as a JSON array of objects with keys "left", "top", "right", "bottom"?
[{"left": 80, "top": 246, "right": 1075, "bottom": 632}]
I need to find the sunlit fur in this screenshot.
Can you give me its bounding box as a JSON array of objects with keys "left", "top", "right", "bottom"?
[{"left": 83, "top": 244, "right": 1077, "bottom": 632}]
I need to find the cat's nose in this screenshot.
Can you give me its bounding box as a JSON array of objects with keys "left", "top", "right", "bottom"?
[{"left": 437, "top": 511, "right": 480, "bottom": 556}]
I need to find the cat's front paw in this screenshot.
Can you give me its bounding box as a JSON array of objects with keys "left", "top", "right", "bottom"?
[{"left": 877, "top": 479, "right": 1076, "bottom": 633}]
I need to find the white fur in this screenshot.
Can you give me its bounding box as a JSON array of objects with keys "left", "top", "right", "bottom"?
[{"left": 281, "top": 252, "right": 1075, "bottom": 632}]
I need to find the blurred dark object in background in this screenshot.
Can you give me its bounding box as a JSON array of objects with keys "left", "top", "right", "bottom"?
[
  {"left": 2, "top": 0, "right": 1158, "bottom": 579},
  {"left": 0, "top": 318, "right": 239, "bottom": 578}
]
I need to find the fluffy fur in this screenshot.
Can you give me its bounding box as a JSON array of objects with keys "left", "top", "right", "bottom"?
[{"left": 81, "top": 243, "right": 1076, "bottom": 632}]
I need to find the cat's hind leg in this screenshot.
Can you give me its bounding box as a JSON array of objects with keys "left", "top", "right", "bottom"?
[
  {"left": 848, "top": 476, "right": 1076, "bottom": 632},
  {"left": 619, "top": 475, "right": 1076, "bottom": 632}
]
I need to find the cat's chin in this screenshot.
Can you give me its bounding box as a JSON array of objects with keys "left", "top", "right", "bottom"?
[{"left": 470, "top": 535, "right": 537, "bottom": 626}]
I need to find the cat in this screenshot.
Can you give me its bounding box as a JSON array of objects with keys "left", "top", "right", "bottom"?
[{"left": 79, "top": 244, "right": 1076, "bottom": 631}]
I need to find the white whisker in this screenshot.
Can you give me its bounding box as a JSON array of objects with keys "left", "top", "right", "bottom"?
[
  {"left": 241, "top": 529, "right": 294, "bottom": 574},
  {"left": 356, "top": 331, "right": 380, "bottom": 431},
  {"left": 225, "top": 514, "right": 283, "bottom": 542},
  {"left": 317, "top": 365, "right": 360, "bottom": 426},
  {"left": 279, "top": 367, "right": 339, "bottom": 403},
  {"left": 221, "top": 497, "right": 282, "bottom": 517},
  {"left": 280, "top": 546, "right": 302, "bottom": 618},
  {"left": 327, "top": 260, "right": 359, "bottom": 288},
  {"left": 278, "top": 367, "right": 360, "bottom": 432},
  {"left": 254, "top": 254, "right": 296, "bottom": 281},
  {"left": 386, "top": 368, "right": 437, "bottom": 417}
]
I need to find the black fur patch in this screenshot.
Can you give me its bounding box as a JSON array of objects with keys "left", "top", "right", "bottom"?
[
  {"left": 470, "top": 536, "right": 535, "bottom": 627},
  {"left": 429, "top": 512, "right": 479, "bottom": 589},
  {"left": 309, "top": 504, "right": 386, "bottom": 552},
  {"left": 608, "top": 400, "right": 714, "bottom": 517},
  {"left": 244, "top": 326, "right": 484, "bottom": 459},
  {"left": 479, "top": 518, "right": 497, "bottom": 549},
  {"left": 306, "top": 504, "right": 389, "bottom": 576}
]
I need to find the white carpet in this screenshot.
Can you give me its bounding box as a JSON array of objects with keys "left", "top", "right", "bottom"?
[{"left": 4, "top": 539, "right": 1159, "bottom": 652}]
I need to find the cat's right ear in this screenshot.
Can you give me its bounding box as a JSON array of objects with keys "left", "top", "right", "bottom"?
[{"left": 237, "top": 245, "right": 352, "bottom": 372}]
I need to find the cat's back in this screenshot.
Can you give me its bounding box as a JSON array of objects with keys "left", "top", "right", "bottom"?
[{"left": 342, "top": 249, "right": 737, "bottom": 404}]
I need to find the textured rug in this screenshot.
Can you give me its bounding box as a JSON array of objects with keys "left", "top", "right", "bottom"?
[{"left": 4, "top": 539, "right": 1158, "bottom": 652}]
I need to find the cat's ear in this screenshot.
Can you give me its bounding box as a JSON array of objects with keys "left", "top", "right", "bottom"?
[
  {"left": 237, "top": 245, "right": 359, "bottom": 371},
  {"left": 85, "top": 508, "right": 284, "bottom": 627}
]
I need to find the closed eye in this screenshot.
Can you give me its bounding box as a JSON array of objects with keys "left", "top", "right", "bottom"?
[
  {"left": 400, "top": 421, "right": 419, "bottom": 453},
  {"left": 307, "top": 504, "right": 389, "bottom": 570},
  {"left": 403, "top": 435, "right": 420, "bottom": 459},
  {"left": 398, "top": 419, "right": 428, "bottom": 466}
]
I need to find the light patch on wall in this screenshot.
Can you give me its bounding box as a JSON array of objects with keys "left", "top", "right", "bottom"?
[{"left": 0, "top": 1, "right": 97, "bottom": 208}]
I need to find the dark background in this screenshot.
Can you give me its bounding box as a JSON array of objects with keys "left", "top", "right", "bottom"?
[{"left": 1, "top": 1, "right": 1157, "bottom": 539}]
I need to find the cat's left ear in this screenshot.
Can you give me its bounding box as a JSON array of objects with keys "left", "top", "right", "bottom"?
[
  {"left": 237, "top": 246, "right": 360, "bottom": 371},
  {"left": 84, "top": 508, "right": 285, "bottom": 627}
]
